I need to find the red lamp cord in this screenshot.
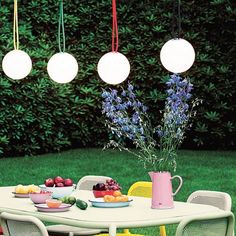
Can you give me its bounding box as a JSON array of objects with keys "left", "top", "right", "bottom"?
[{"left": 112, "top": 0, "right": 118, "bottom": 52}]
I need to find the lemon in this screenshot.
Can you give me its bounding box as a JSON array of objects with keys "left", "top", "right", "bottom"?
[
  {"left": 20, "top": 186, "right": 29, "bottom": 194},
  {"left": 15, "top": 184, "right": 23, "bottom": 194},
  {"left": 15, "top": 185, "right": 28, "bottom": 194},
  {"left": 28, "top": 185, "right": 40, "bottom": 193}
]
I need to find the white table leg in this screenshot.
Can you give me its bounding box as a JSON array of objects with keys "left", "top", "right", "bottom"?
[{"left": 109, "top": 224, "right": 117, "bottom": 236}]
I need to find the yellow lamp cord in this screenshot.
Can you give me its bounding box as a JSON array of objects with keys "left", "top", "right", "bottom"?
[{"left": 13, "top": 0, "right": 19, "bottom": 50}]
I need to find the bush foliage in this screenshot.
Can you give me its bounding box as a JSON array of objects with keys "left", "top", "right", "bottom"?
[{"left": 0, "top": 0, "right": 235, "bottom": 157}]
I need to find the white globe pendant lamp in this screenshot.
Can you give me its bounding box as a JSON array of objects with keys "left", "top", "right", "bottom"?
[
  {"left": 47, "top": 0, "right": 78, "bottom": 83},
  {"left": 47, "top": 52, "right": 78, "bottom": 84},
  {"left": 160, "top": 38, "right": 195, "bottom": 74},
  {"left": 97, "top": 0, "right": 130, "bottom": 85},
  {"left": 160, "top": 0, "right": 195, "bottom": 74},
  {"left": 2, "top": 49, "right": 32, "bottom": 80},
  {"left": 97, "top": 51, "right": 130, "bottom": 85},
  {"left": 2, "top": 0, "right": 32, "bottom": 80}
]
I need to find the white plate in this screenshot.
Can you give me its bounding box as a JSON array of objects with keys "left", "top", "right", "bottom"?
[
  {"left": 89, "top": 198, "right": 133, "bottom": 208},
  {"left": 34, "top": 203, "right": 71, "bottom": 212},
  {"left": 12, "top": 192, "right": 29, "bottom": 198}
]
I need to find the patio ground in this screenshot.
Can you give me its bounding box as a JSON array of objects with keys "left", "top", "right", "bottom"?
[{"left": 0, "top": 149, "right": 235, "bottom": 235}]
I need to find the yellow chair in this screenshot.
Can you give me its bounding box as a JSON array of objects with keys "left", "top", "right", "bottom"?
[{"left": 97, "top": 181, "right": 167, "bottom": 236}]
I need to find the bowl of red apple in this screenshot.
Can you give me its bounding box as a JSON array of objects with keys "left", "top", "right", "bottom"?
[
  {"left": 39, "top": 176, "right": 75, "bottom": 199},
  {"left": 93, "top": 179, "right": 122, "bottom": 198}
]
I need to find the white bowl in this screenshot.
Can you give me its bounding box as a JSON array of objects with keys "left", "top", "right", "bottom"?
[{"left": 39, "top": 185, "right": 75, "bottom": 199}]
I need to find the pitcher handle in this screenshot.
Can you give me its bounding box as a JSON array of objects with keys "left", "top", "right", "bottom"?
[{"left": 171, "top": 175, "right": 183, "bottom": 196}]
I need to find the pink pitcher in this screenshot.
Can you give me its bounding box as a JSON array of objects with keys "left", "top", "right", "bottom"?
[{"left": 149, "top": 171, "right": 183, "bottom": 209}]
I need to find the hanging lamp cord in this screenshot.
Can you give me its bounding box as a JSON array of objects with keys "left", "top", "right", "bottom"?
[
  {"left": 58, "top": 0, "right": 65, "bottom": 52},
  {"left": 112, "top": 0, "right": 118, "bottom": 52},
  {"left": 13, "top": 0, "right": 19, "bottom": 50},
  {"left": 172, "top": 0, "right": 182, "bottom": 38},
  {"left": 177, "top": 0, "right": 182, "bottom": 38}
]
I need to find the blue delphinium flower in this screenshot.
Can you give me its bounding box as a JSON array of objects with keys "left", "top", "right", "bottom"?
[
  {"left": 157, "top": 74, "right": 194, "bottom": 170},
  {"left": 102, "top": 75, "right": 195, "bottom": 172},
  {"left": 102, "top": 84, "right": 149, "bottom": 142}
]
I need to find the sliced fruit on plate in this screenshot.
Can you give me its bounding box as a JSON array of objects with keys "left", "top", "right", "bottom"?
[{"left": 46, "top": 199, "right": 62, "bottom": 208}]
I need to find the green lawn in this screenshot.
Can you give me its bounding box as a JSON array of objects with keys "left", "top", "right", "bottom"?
[{"left": 0, "top": 149, "right": 235, "bottom": 235}]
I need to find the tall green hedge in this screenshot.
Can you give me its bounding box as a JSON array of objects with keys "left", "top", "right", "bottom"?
[{"left": 0, "top": 0, "right": 235, "bottom": 157}]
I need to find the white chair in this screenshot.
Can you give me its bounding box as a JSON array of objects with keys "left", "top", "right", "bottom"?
[
  {"left": 76, "top": 175, "right": 112, "bottom": 190},
  {"left": 46, "top": 175, "right": 111, "bottom": 236},
  {"left": 0, "top": 212, "right": 49, "bottom": 236},
  {"left": 175, "top": 211, "right": 235, "bottom": 236},
  {"left": 187, "top": 190, "right": 232, "bottom": 211}
]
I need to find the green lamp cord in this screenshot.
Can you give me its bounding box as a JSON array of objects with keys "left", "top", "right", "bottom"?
[{"left": 58, "top": 0, "right": 65, "bottom": 52}]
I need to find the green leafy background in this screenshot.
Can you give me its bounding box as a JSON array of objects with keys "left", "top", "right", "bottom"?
[{"left": 0, "top": 0, "right": 235, "bottom": 157}]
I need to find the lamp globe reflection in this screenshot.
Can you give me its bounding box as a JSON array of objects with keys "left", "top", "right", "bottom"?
[
  {"left": 160, "top": 38, "right": 195, "bottom": 73},
  {"left": 97, "top": 52, "right": 130, "bottom": 85},
  {"left": 2, "top": 49, "right": 32, "bottom": 80},
  {"left": 47, "top": 52, "right": 78, "bottom": 84}
]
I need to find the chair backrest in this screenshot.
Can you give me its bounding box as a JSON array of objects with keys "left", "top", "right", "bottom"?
[
  {"left": 127, "top": 181, "right": 152, "bottom": 198},
  {"left": 175, "top": 211, "right": 235, "bottom": 236},
  {"left": 76, "top": 175, "right": 112, "bottom": 190},
  {"left": 0, "top": 212, "right": 49, "bottom": 236},
  {"left": 187, "top": 190, "right": 232, "bottom": 211}
]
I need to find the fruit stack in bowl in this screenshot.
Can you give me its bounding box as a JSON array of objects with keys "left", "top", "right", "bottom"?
[
  {"left": 93, "top": 179, "right": 122, "bottom": 198},
  {"left": 103, "top": 190, "right": 129, "bottom": 202},
  {"left": 40, "top": 176, "right": 75, "bottom": 199},
  {"left": 15, "top": 184, "right": 40, "bottom": 195}
]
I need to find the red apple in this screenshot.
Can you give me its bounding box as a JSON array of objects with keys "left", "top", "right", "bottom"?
[
  {"left": 54, "top": 176, "right": 64, "bottom": 184},
  {"left": 56, "top": 182, "right": 64, "bottom": 187},
  {"left": 64, "top": 178, "right": 73, "bottom": 186},
  {"left": 44, "top": 178, "right": 54, "bottom": 187}
]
